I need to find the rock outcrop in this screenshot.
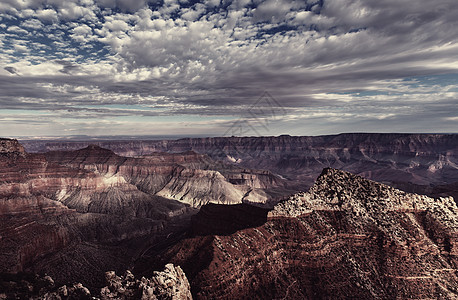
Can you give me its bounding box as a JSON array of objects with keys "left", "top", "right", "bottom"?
[
  {"left": 0, "top": 138, "right": 27, "bottom": 158},
  {"left": 100, "top": 264, "right": 192, "bottom": 300},
  {"left": 0, "top": 264, "right": 191, "bottom": 300},
  {"left": 151, "top": 168, "right": 458, "bottom": 299}
]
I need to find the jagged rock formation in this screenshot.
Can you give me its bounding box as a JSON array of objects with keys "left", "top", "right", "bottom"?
[
  {"left": 0, "top": 138, "right": 27, "bottom": 158},
  {"left": 151, "top": 168, "right": 458, "bottom": 299},
  {"left": 22, "top": 133, "right": 458, "bottom": 200},
  {"left": 100, "top": 264, "right": 192, "bottom": 300},
  {"left": 0, "top": 264, "right": 191, "bottom": 300}
]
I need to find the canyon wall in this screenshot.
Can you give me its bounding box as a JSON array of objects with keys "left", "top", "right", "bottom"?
[{"left": 22, "top": 133, "right": 458, "bottom": 198}]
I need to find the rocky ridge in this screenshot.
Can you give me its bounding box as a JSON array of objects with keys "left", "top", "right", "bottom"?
[{"left": 152, "top": 168, "right": 458, "bottom": 299}]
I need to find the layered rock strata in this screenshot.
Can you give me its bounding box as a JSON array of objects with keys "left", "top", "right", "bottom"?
[
  {"left": 44, "top": 145, "right": 287, "bottom": 208},
  {"left": 152, "top": 168, "right": 458, "bottom": 299},
  {"left": 22, "top": 133, "right": 458, "bottom": 200}
]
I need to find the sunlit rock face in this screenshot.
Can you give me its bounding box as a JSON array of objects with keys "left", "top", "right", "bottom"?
[
  {"left": 44, "top": 145, "right": 288, "bottom": 208},
  {"left": 153, "top": 168, "right": 458, "bottom": 299}
]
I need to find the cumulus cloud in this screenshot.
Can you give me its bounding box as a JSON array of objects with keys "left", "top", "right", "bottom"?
[
  {"left": 7, "top": 25, "right": 29, "bottom": 34},
  {"left": 21, "top": 18, "right": 44, "bottom": 29},
  {"left": 71, "top": 24, "right": 94, "bottom": 42},
  {"left": 36, "top": 8, "right": 58, "bottom": 23}
]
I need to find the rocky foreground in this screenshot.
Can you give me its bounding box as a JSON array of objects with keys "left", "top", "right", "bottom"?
[
  {"left": 0, "top": 264, "right": 192, "bottom": 299},
  {"left": 151, "top": 168, "right": 458, "bottom": 299}
]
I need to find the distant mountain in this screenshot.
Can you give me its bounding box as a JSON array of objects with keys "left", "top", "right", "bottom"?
[{"left": 149, "top": 168, "right": 458, "bottom": 299}]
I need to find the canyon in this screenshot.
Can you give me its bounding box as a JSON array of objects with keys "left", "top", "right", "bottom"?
[
  {"left": 0, "top": 138, "right": 287, "bottom": 292},
  {"left": 22, "top": 133, "right": 458, "bottom": 200},
  {"left": 1, "top": 134, "right": 457, "bottom": 299}
]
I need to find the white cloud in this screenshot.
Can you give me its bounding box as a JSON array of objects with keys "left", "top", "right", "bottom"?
[
  {"left": 18, "top": 8, "right": 35, "bottom": 18},
  {"left": 14, "top": 44, "right": 28, "bottom": 52},
  {"left": 252, "top": 0, "right": 295, "bottom": 22},
  {"left": 21, "top": 19, "right": 44, "bottom": 29},
  {"left": 36, "top": 8, "right": 58, "bottom": 23},
  {"left": 58, "top": 2, "right": 98, "bottom": 21},
  {"left": 7, "top": 25, "right": 29, "bottom": 34},
  {"left": 71, "top": 24, "right": 94, "bottom": 43},
  {"left": 105, "top": 19, "right": 130, "bottom": 32}
]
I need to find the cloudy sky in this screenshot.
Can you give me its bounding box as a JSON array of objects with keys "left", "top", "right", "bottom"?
[{"left": 0, "top": 0, "right": 457, "bottom": 138}]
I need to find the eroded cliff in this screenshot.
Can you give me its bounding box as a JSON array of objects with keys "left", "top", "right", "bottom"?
[
  {"left": 44, "top": 145, "right": 288, "bottom": 208},
  {"left": 0, "top": 138, "right": 287, "bottom": 291},
  {"left": 0, "top": 140, "right": 189, "bottom": 289}
]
